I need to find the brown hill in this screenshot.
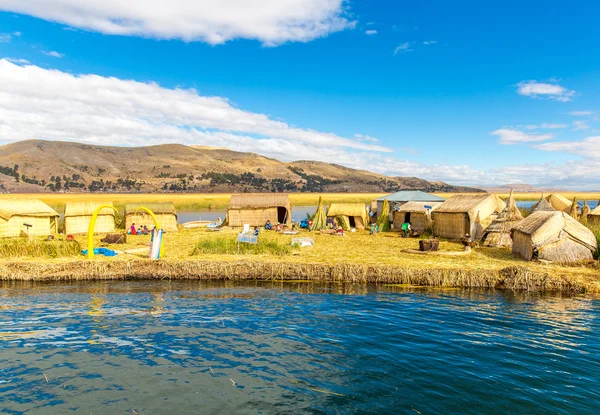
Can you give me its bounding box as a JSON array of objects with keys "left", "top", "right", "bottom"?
[{"left": 0, "top": 140, "right": 483, "bottom": 193}]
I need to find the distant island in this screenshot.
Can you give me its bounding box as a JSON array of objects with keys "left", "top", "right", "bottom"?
[{"left": 0, "top": 140, "right": 483, "bottom": 194}]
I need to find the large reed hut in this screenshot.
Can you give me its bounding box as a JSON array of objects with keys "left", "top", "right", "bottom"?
[
  {"left": 376, "top": 191, "right": 445, "bottom": 218},
  {"left": 432, "top": 194, "right": 506, "bottom": 240},
  {"left": 125, "top": 202, "right": 178, "bottom": 232},
  {"left": 512, "top": 211, "right": 597, "bottom": 263},
  {"left": 531, "top": 194, "right": 555, "bottom": 213},
  {"left": 0, "top": 199, "right": 59, "bottom": 237},
  {"left": 545, "top": 193, "right": 572, "bottom": 212},
  {"left": 393, "top": 201, "right": 443, "bottom": 233},
  {"left": 327, "top": 203, "right": 368, "bottom": 230},
  {"left": 64, "top": 201, "right": 116, "bottom": 235},
  {"left": 481, "top": 191, "right": 523, "bottom": 247},
  {"left": 228, "top": 194, "right": 291, "bottom": 227}
]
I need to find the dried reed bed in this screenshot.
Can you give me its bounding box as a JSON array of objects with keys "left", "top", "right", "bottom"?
[{"left": 0, "top": 238, "right": 81, "bottom": 258}]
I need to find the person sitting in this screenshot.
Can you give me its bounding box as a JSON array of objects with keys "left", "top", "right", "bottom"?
[
  {"left": 462, "top": 233, "right": 473, "bottom": 248},
  {"left": 265, "top": 220, "right": 272, "bottom": 230},
  {"left": 336, "top": 226, "right": 344, "bottom": 236},
  {"left": 275, "top": 223, "right": 282, "bottom": 232},
  {"left": 401, "top": 221, "right": 411, "bottom": 238},
  {"left": 254, "top": 226, "right": 260, "bottom": 236},
  {"left": 129, "top": 223, "right": 137, "bottom": 235},
  {"left": 370, "top": 223, "right": 376, "bottom": 235}
]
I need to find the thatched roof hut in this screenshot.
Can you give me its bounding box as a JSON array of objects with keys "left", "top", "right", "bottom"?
[
  {"left": 310, "top": 197, "right": 327, "bottom": 231},
  {"left": 545, "top": 193, "right": 572, "bottom": 212},
  {"left": 512, "top": 211, "right": 597, "bottom": 263},
  {"left": 569, "top": 198, "right": 579, "bottom": 220},
  {"left": 125, "top": 202, "right": 178, "bottom": 232},
  {"left": 375, "top": 191, "right": 444, "bottom": 217},
  {"left": 582, "top": 201, "right": 591, "bottom": 220},
  {"left": 327, "top": 203, "right": 368, "bottom": 230},
  {"left": 588, "top": 205, "right": 600, "bottom": 224},
  {"left": 393, "top": 201, "right": 442, "bottom": 233},
  {"left": 376, "top": 199, "right": 391, "bottom": 232},
  {"left": 0, "top": 199, "right": 59, "bottom": 237},
  {"left": 481, "top": 191, "right": 523, "bottom": 247},
  {"left": 64, "top": 201, "right": 116, "bottom": 235},
  {"left": 432, "top": 194, "right": 506, "bottom": 240},
  {"left": 531, "top": 194, "right": 555, "bottom": 213},
  {"left": 228, "top": 194, "right": 291, "bottom": 227}
]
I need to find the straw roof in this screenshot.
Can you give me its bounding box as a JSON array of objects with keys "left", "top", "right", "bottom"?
[
  {"left": 229, "top": 193, "right": 290, "bottom": 209},
  {"left": 545, "top": 193, "right": 571, "bottom": 212},
  {"left": 484, "top": 191, "right": 523, "bottom": 234},
  {"left": 513, "top": 211, "right": 597, "bottom": 251},
  {"left": 434, "top": 194, "right": 505, "bottom": 218},
  {"left": 327, "top": 203, "right": 368, "bottom": 218},
  {"left": 590, "top": 205, "right": 600, "bottom": 216},
  {"left": 64, "top": 201, "right": 115, "bottom": 217},
  {"left": 395, "top": 201, "right": 443, "bottom": 213},
  {"left": 125, "top": 202, "right": 176, "bottom": 216},
  {"left": 0, "top": 199, "right": 59, "bottom": 221},
  {"left": 377, "top": 190, "right": 445, "bottom": 203},
  {"left": 531, "top": 194, "right": 555, "bottom": 213}
]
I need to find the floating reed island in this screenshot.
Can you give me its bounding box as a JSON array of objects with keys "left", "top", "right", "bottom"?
[{"left": 0, "top": 192, "right": 599, "bottom": 292}]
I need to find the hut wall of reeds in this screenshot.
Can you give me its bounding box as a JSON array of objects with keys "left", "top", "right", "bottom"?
[
  {"left": 125, "top": 202, "right": 178, "bottom": 232},
  {"left": 64, "top": 201, "right": 115, "bottom": 235},
  {"left": 0, "top": 199, "right": 59, "bottom": 237},
  {"left": 512, "top": 211, "right": 597, "bottom": 262},
  {"left": 327, "top": 203, "right": 368, "bottom": 230},
  {"left": 393, "top": 201, "right": 442, "bottom": 233},
  {"left": 481, "top": 191, "right": 524, "bottom": 248},
  {"left": 227, "top": 194, "right": 291, "bottom": 227},
  {"left": 432, "top": 194, "right": 505, "bottom": 240}
]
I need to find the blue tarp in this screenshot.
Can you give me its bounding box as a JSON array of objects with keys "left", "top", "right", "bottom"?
[{"left": 81, "top": 248, "right": 118, "bottom": 257}]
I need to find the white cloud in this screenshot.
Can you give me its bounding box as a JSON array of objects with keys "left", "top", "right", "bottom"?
[
  {"left": 4, "top": 57, "right": 30, "bottom": 64},
  {"left": 573, "top": 120, "right": 590, "bottom": 131},
  {"left": 0, "top": 0, "right": 355, "bottom": 46},
  {"left": 42, "top": 51, "right": 64, "bottom": 58},
  {"left": 491, "top": 129, "right": 554, "bottom": 145},
  {"left": 12, "top": 31, "right": 21, "bottom": 36},
  {"left": 516, "top": 80, "right": 576, "bottom": 102},
  {"left": 422, "top": 40, "right": 436, "bottom": 45},
  {"left": 394, "top": 43, "right": 413, "bottom": 54},
  {"left": 541, "top": 123, "right": 567, "bottom": 129},
  {"left": 568, "top": 110, "right": 593, "bottom": 116},
  {"left": 535, "top": 136, "right": 600, "bottom": 160},
  {"left": 365, "top": 30, "right": 377, "bottom": 35},
  {"left": 0, "top": 33, "right": 11, "bottom": 43}
]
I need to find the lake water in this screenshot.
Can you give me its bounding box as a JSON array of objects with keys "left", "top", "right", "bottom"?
[{"left": 1, "top": 282, "right": 599, "bottom": 414}]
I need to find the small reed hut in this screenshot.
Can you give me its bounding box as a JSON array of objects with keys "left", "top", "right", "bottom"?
[
  {"left": 0, "top": 199, "right": 59, "bottom": 237},
  {"left": 310, "top": 197, "right": 327, "bottom": 231},
  {"left": 582, "top": 201, "right": 591, "bottom": 221},
  {"left": 432, "top": 194, "right": 506, "bottom": 240},
  {"left": 125, "top": 202, "right": 178, "bottom": 232},
  {"left": 393, "top": 201, "right": 443, "bottom": 233},
  {"left": 375, "top": 191, "right": 445, "bottom": 218},
  {"left": 481, "top": 191, "right": 524, "bottom": 248},
  {"left": 512, "top": 211, "right": 597, "bottom": 263},
  {"left": 569, "top": 198, "right": 579, "bottom": 220},
  {"left": 545, "top": 193, "right": 572, "bottom": 212},
  {"left": 327, "top": 203, "right": 368, "bottom": 230},
  {"left": 531, "top": 194, "right": 555, "bottom": 213},
  {"left": 64, "top": 201, "right": 116, "bottom": 235},
  {"left": 588, "top": 205, "right": 600, "bottom": 225},
  {"left": 228, "top": 194, "right": 291, "bottom": 227}
]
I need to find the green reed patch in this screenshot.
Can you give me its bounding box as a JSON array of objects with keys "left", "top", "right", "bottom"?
[
  {"left": 0, "top": 238, "right": 81, "bottom": 258},
  {"left": 191, "top": 237, "right": 294, "bottom": 256}
]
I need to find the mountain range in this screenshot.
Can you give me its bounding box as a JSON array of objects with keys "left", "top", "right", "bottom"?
[{"left": 0, "top": 140, "right": 482, "bottom": 194}]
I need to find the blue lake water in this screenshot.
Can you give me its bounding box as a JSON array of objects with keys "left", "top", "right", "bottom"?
[{"left": 1, "top": 282, "right": 599, "bottom": 414}]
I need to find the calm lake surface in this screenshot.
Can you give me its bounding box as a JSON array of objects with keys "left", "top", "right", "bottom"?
[{"left": 1, "top": 282, "right": 599, "bottom": 414}]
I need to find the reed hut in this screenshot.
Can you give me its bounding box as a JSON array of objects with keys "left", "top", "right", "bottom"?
[
  {"left": 512, "top": 211, "right": 597, "bottom": 263},
  {"left": 582, "top": 201, "right": 591, "bottom": 221},
  {"left": 228, "top": 194, "right": 291, "bottom": 227},
  {"left": 64, "top": 201, "right": 116, "bottom": 235},
  {"left": 545, "top": 193, "right": 572, "bottom": 212},
  {"left": 588, "top": 205, "right": 600, "bottom": 225},
  {"left": 432, "top": 194, "right": 506, "bottom": 240},
  {"left": 327, "top": 203, "right": 368, "bottom": 230},
  {"left": 376, "top": 199, "right": 392, "bottom": 232},
  {"left": 125, "top": 202, "right": 178, "bottom": 232},
  {"left": 393, "top": 201, "right": 442, "bottom": 233},
  {"left": 531, "top": 194, "right": 555, "bottom": 213},
  {"left": 0, "top": 199, "right": 59, "bottom": 237},
  {"left": 376, "top": 191, "right": 445, "bottom": 218},
  {"left": 569, "top": 198, "right": 579, "bottom": 220},
  {"left": 481, "top": 191, "right": 523, "bottom": 247}
]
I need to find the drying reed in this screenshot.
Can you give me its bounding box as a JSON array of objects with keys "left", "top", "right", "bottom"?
[
  {"left": 191, "top": 237, "right": 294, "bottom": 256},
  {"left": 0, "top": 238, "right": 81, "bottom": 258}
]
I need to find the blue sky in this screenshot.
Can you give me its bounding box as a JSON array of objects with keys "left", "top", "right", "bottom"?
[{"left": 0, "top": 0, "right": 599, "bottom": 189}]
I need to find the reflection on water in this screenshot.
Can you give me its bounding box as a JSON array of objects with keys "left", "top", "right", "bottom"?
[{"left": 1, "top": 281, "right": 599, "bottom": 414}]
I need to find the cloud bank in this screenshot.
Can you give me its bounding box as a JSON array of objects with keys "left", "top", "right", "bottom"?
[
  {"left": 516, "top": 80, "right": 576, "bottom": 102},
  {"left": 0, "top": 0, "right": 355, "bottom": 45}
]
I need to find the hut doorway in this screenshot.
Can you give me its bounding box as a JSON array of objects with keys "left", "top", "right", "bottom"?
[
  {"left": 277, "top": 207, "right": 288, "bottom": 224},
  {"left": 405, "top": 212, "right": 411, "bottom": 223},
  {"left": 348, "top": 216, "right": 356, "bottom": 228}
]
